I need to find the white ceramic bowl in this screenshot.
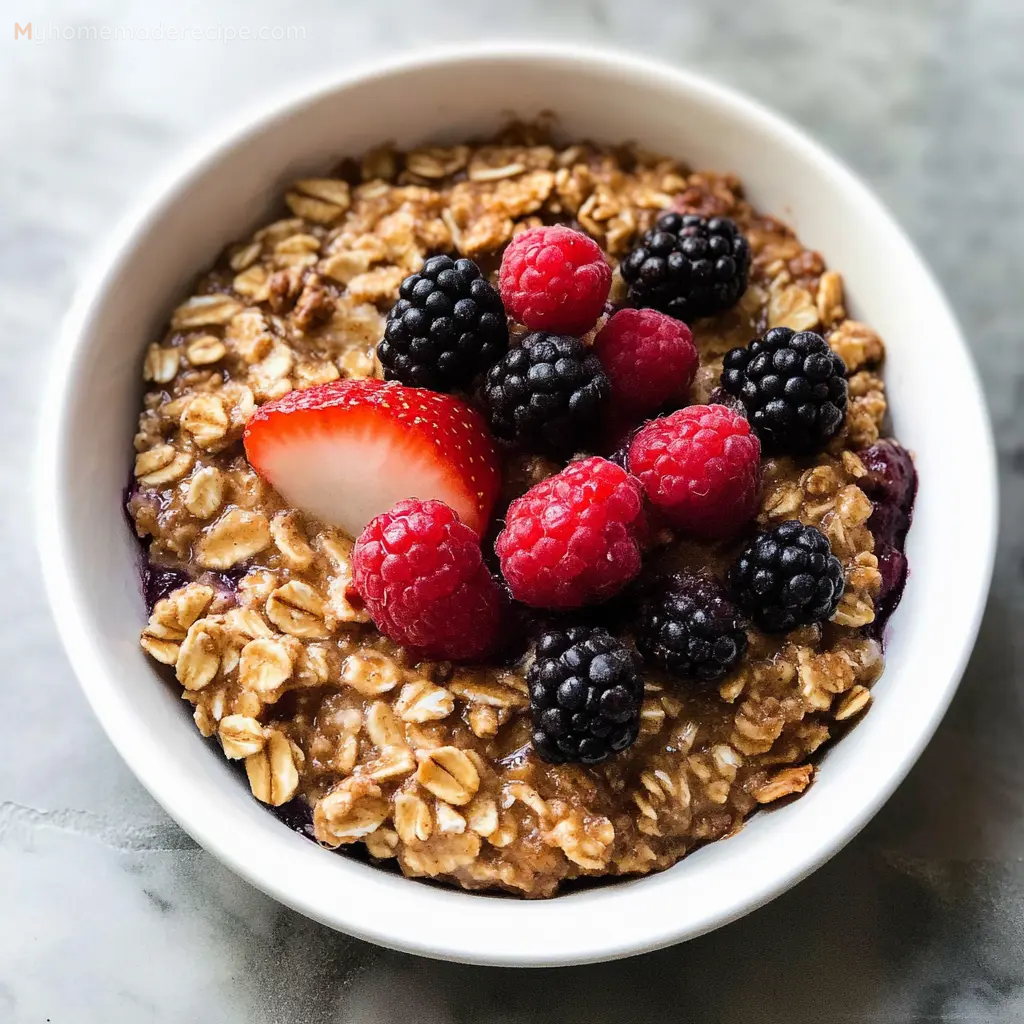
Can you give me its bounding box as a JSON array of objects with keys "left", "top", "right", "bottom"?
[{"left": 38, "top": 44, "right": 997, "bottom": 966}]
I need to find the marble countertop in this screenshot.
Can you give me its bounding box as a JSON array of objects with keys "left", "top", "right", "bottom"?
[{"left": 4, "top": 1, "right": 1023, "bottom": 1020}]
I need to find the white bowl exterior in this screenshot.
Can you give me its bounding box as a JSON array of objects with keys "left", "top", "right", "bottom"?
[{"left": 38, "top": 46, "right": 996, "bottom": 966}]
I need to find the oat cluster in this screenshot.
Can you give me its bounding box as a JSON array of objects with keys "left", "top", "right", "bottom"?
[{"left": 130, "top": 124, "right": 891, "bottom": 897}]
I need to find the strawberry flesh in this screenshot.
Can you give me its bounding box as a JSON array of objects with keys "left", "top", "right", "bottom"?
[{"left": 243, "top": 379, "right": 500, "bottom": 537}]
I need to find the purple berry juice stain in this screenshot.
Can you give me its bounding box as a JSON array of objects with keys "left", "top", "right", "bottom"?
[{"left": 857, "top": 440, "right": 918, "bottom": 640}]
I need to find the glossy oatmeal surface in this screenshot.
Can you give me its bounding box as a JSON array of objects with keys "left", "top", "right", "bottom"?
[{"left": 129, "top": 123, "right": 902, "bottom": 897}]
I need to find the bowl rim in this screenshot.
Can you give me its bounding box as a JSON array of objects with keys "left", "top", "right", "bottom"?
[{"left": 36, "top": 41, "right": 998, "bottom": 966}]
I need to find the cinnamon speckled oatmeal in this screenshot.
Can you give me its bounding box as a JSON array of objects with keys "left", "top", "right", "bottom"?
[{"left": 128, "top": 122, "right": 913, "bottom": 897}]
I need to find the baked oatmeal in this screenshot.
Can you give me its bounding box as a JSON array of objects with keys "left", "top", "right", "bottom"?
[{"left": 127, "top": 122, "right": 915, "bottom": 898}]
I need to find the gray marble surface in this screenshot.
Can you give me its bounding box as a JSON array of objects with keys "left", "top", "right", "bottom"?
[{"left": 3, "top": 1, "right": 1023, "bottom": 1020}]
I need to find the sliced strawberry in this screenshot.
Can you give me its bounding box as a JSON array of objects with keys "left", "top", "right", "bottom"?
[{"left": 243, "top": 379, "right": 501, "bottom": 537}]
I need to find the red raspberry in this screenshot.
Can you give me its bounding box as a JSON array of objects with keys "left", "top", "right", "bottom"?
[
  {"left": 499, "top": 226, "right": 612, "bottom": 334},
  {"left": 352, "top": 499, "right": 503, "bottom": 660},
  {"left": 628, "top": 405, "right": 761, "bottom": 539},
  {"left": 593, "top": 308, "right": 698, "bottom": 417},
  {"left": 495, "top": 457, "right": 644, "bottom": 609}
]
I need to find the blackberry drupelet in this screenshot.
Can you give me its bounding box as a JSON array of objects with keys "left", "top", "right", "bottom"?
[
  {"left": 378, "top": 255, "right": 508, "bottom": 391},
  {"left": 482, "top": 332, "right": 610, "bottom": 453},
  {"left": 528, "top": 626, "right": 643, "bottom": 765},
  {"left": 636, "top": 573, "right": 749, "bottom": 682},
  {"left": 729, "top": 520, "right": 845, "bottom": 633},
  {"left": 721, "top": 327, "right": 848, "bottom": 454},
  {"left": 620, "top": 212, "right": 751, "bottom": 321}
]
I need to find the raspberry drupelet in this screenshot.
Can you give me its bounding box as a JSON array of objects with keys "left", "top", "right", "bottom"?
[
  {"left": 352, "top": 499, "right": 503, "bottom": 660},
  {"left": 593, "top": 308, "right": 699, "bottom": 419},
  {"left": 498, "top": 225, "right": 612, "bottom": 335},
  {"left": 495, "top": 457, "right": 645, "bottom": 609},
  {"left": 628, "top": 404, "right": 761, "bottom": 539}
]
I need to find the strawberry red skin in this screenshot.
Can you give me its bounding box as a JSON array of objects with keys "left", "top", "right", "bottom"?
[{"left": 243, "top": 379, "right": 501, "bottom": 536}]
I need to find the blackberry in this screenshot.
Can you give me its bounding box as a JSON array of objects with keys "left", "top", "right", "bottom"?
[
  {"left": 729, "top": 521, "right": 845, "bottom": 633},
  {"left": 636, "top": 573, "right": 749, "bottom": 683},
  {"left": 378, "top": 255, "right": 508, "bottom": 391},
  {"left": 528, "top": 626, "right": 643, "bottom": 765},
  {"left": 620, "top": 212, "right": 751, "bottom": 321},
  {"left": 721, "top": 327, "right": 848, "bottom": 454},
  {"left": 483, "top": 333, "right": 610, "bottom": 453}
]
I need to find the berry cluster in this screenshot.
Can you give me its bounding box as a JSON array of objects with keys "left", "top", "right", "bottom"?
[
  {"left": 730, "top": 521, "right": 845, "bottom": 633},
  {"left": 528, "top": 627, "right": 643, "bottom": 765},
  {"left": 636, "top": 573, "right": 748, "bottom": 683},
  {"left": 482, "top": 333, "right": 609, "bottom": 455},
  {"left": 249, "top": 209, "right": 862, "bottom": 771},
  {"left": 352, "top": 499, "right": 504, "bottom": 660},
  {"left": 721, "top": 327, "right": 848, "bottom": 453},
  {"left": 620, "top": 212, "right": 751, "bottom": 321},
  {"left": 378, "top": 254, "right": 508, "bottom": 392},
  {"left": 485, "top": 226, "right": 615, "bottom": 449},
  {"left": 628, "top": 404, "right": 761, "bottom": 539},
  {"left": 499, "top": 225, "right": 611, "bottom": 335},
  {"left": 496, "top": 456, "right": 645, "bottom": 609}
]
